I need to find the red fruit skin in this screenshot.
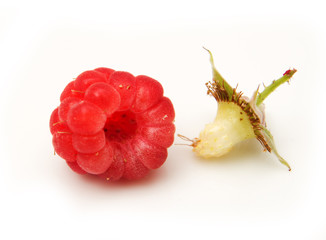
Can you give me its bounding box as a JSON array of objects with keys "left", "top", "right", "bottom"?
[
  {"left": 76, "top": 143, "right": 113, "bottom": 174},
  {"left": 67, "top": 101, "right": 107, "bottom": 135},
  {"left": 108, "top": 71, "right": 136, "bottom": 111},
  {"left": 132, "top": 137, "right": 168, "bottom": 170},
  {"left": 66, "top": 161, "right": 87, "bottom": 175},
  {"left": 131, "top": 75, "right": 164, "bottom": 113},
  {"left": 52, "top": 132, "right": 77, "bottom": 162},
  {"left": 58, "top": 97, "right": 81, "bottom": 122},
  {"left": 94, "top": 67, "right": 115, "bottom": 80},
  {"left": 60, "top": 81, "right": 84, "bottom": 101},
  {"left": 72, "top": 131, "right": 106, "bottom": 154},
  {"left": 98, "top": 143, "right": 125, "bottom": 181},
  {"left": 122, "top": 142, "right": 150, "bottom": 180},
  {"left": 74, "top": 70, "right": 107, "bottom": 92},
  {"left": 138, "top": 123, "right": 175, "bottom": 148},
  {"left": 99, "top": 157, "right": 125, "bottom": 181},
  {"left": 84, "top": 82, "right": 121, "bottom": 116},
  {"left": 50, "top": 108, "right": 70, "bottom": 134},
  {"left": 137, "top": 97, "right": 175, "bottom": 125},
  {"left": 50, "top": 68, "right": 175, "bottom": 181}
]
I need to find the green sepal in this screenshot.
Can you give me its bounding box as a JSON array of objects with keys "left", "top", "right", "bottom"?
[
  {"left": 204, "top": 47, "right": 234, "bottom": 101},
  {"left": 256, "top": 69, "right": 297, "bottom": 106},
  {"left": 261, "top": 126, "right": 291, "bottom": 171}
]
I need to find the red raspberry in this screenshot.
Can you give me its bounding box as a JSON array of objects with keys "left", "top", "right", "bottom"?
[{"left": 50, "top": 68, "right": 175, "bottom": 181}]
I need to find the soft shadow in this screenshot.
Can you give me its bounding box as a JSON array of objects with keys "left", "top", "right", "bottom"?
[
  {"left": 196, "top": 138, "right": 268, "bottom": 166},
  {"left": 75, "top": 166, "right": 169, "bottom": 190}
]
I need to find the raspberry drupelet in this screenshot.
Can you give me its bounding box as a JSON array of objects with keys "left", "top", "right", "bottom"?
[{"left": 50, "top": 68, "right": 175, "bottom": 181}]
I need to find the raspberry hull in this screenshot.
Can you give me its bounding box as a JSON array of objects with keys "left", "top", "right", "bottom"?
[{"left": 50, "top": 68, "right": 175, "bottom": 181}]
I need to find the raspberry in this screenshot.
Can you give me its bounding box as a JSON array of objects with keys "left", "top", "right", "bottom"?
[{"left": 50, "top": 68, "right": 175, "bottom": 181}]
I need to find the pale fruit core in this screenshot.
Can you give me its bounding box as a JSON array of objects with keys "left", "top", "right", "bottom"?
[{"left": 194, "top": 102, "right": 256, "bottom": 158}]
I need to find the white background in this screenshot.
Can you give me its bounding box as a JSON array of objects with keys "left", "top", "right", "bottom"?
[{"left": 1, "top": 0, "right": 326, "bottom": 239}]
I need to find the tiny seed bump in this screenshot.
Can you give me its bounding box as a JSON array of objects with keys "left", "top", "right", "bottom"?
[
  {"left": 162, "top": 115, "right": 168, "bottom": 120},
  {"left": 240, "top": 118, "right": 243, "bottom": 121},
  {"left": 123, "top": 159, "right": 127, "bottom": 163},
  {"left": 126, "top": 85, "right": 130, "bottom": 89},
  {"left": 95, "top": 152, "right": 99, "bottom": 156},
  {"left": 119, "top": 84, "right": 123, "bottom": 88},
  {"left": 106, "top": 177, "right": 110, "bottom": 181}
]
